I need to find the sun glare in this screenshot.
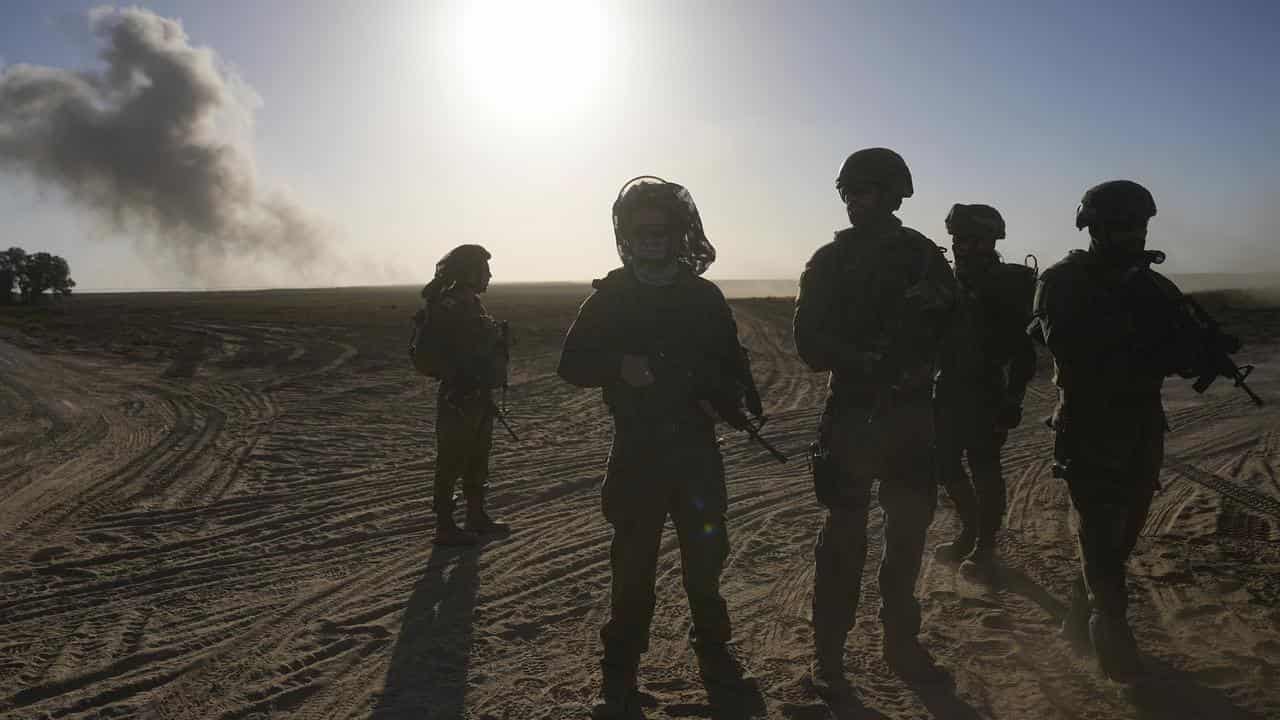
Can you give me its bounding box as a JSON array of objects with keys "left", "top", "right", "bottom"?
[{"left": 456, "top": 0, "right": 611, "bottom": 129}]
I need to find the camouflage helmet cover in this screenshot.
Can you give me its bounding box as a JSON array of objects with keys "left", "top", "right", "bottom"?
[
  {"left": 422, "top": 244, "right": 491, "bottom": 299},
  {"left": 611, "top": 175, "right": 716, "bottom": 275},
  {"left": 836, "top": 147, "right": 913, "bottom": 200},
  {"left": 1075, "top": 180, "right": 1157, "bottom": 230},
  {"left": 945, "top": 203, "right": 1006, "bottom": 240},
  {"left": 434, "top": 244, "right": 491, "bottom": 280}
]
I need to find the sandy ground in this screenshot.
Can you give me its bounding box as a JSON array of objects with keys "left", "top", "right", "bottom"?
[{"left": 1, "top": 284, "right": 1278, "bottom": 720}]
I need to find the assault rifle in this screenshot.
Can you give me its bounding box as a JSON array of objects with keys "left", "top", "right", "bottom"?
[
  {"left": 651, "top": 348, "right": 789, "bottom": 464},
  {"left": 1183, "top": 295, "right": 1262, "bottom": 406},
  {"left": 716, "top": 405, "right": 790, "bottom": 464},
  {"left": 1130, "top": 250, "right": 1262, "bottom": 407},
  {"left": 491, "top": 321, "right": 520, "bottom": 440}
]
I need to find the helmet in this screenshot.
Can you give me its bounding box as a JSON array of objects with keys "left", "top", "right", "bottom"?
[
  {"left": 945, "top": 204, "right": 1005, "bottom": 240},
  {"left": 836, "top": 148, "right": 913, "bottom": 200},
  {"left": 611, "top": 175, "right": 716, "bottom": 275},
  {"left": 1075, "top": 180, "right": 1156, "bottom": 230},
  {"left": 422, "top": 244, "right": 491, "bottom": 299},
  {"left": 435, "top": 244, "right": 490, "bottom": 280}
]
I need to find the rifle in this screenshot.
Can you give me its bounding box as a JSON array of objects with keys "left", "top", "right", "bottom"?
[
  {"left": 652, "top": 348, "right": 789, "bottom": 464},
  {"left": 1130, "top": 250, "right": 1262, "bottom": 407},
  {"left": 492, "top": 321, "right": 520, "bottom": 440},
  {"left": 1183, "top": 295, "right": 1262, "bottom": 407},
  {"left": 716, "top": 405, "right": 790, "bottom": 464}
]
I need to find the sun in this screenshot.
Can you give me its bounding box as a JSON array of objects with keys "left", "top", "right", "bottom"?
[{"left": 455, "top": 0, "right": 612, "bottom": 128}]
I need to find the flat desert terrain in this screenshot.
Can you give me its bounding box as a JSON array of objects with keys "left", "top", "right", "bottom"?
[{"left": 2, "top": 283, "right": 1279, "bottom": 719}]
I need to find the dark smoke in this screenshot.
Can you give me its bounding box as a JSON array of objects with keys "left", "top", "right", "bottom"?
[{"left": 0, "top": 7, "right": 326, "bottom": 282}]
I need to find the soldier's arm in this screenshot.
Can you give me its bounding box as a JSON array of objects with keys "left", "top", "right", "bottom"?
[
  {"left": 557, "top": 291, "right": 623, "bottom": 388},
  {"left": 1139, "top": 270, "right": 1208, "bottom": 376},
  {"left": 1030, "top": 268, "right": 1103, "bottom": 361},
  {"left": 793, "top": 247, "right": 864, "bottom": 372},
  {"left": 711, "top": 286, "right": 764, "bottom": 415}
]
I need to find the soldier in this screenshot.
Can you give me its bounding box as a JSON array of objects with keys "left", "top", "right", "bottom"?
[
  {"left": 558, "top": 176, "right": 760, "bottom": 718},
  {"left": 795, "top": 148, "right": 957, "bottom": 695},
  {"left": 933, "top": 204, "right": 1037, "bottom": 584},
  {"left": 1029, "top": 180, "right": 1207, "bottom": 682},
  {"left": 416, "top": 244, "right": 511, "bottom": 547}
]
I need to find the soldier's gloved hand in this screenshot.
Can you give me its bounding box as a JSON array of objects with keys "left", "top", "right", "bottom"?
[
  {"left": 621, "top": 354, "right": 656, "bottom": 388},
  {"left": 995, "top": 403, "right": 1023, "bottom": 431}
]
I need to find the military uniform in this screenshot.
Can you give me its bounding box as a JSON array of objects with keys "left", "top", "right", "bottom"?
[
  {"left": 1030, "top": 248, "right": 1201, "bottom": 677},
  {"left": 795, "top": 215, "right": 956, "bottom": 669},
  {"left": 429, "top": 285, "right": 505, "bottom": 530},
  {"left": 934, "top": 260, "right": 1037, "bottom": 563},
  {"left": 558, "top": 266, "right": 749, "bottom": 676}
]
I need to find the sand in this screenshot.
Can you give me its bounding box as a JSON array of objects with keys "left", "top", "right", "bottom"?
[{"left": 1, "top": 284, "right": 1278, "bottom": 719}]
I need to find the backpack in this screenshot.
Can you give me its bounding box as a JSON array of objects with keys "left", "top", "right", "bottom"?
[{"left": 409, "top": 300, "right": 447, "bottom": 378}]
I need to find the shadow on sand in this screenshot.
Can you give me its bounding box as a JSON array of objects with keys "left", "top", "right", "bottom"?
[
  {"left": 1127, "top": 657, "right": 1264, "bottom": 720},
  {"left": 996, "top": 565, "right": 1262, "bottom": 720},
  {"left": 660, "top": 665, "right": 770, "bottom": 719},
  {"left": 998, "top": 565, "right": 1068, "bottom": 620},
  {"left": 372, "top": 543, "right": 482, "bottom": 719}
]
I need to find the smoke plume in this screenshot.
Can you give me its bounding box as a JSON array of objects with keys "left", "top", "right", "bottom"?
[{"left": 0, "top": 7, "right": 326, "bottom": 283}]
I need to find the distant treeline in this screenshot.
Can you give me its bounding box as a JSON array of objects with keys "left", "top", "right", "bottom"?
[{"left": 0, "top": 247, "right": 76, "bottom": 305}]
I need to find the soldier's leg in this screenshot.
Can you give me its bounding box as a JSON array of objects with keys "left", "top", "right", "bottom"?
[
  {"left": 877, "top": 404, "right": 945, "bottom": 682},
  {"left": 934, "top": 402, "right": 979, "bottom": 561},
  {"left": 432, "top": 399, "right": 465, "bottom": 517},
  {"left": 877, "top": 454, "right": 937, "bottom": 638},
  {"left": 670, "top": 447, "right": 731, "bottom": 651},
  {"left": 461, "top": 403, "right": 508, "bottom": 533},
  {"left": 460, "top": 401, "right": 494, "bottom": 502},
  {"left": 935, "top": 444, "right": 977, "bottom": 562},
  {"left": 599, "top": 445, "right": 669, "bottom": 674},
  {"left": 812, "top": 407, "right": 875, "bottom": 650},
  {"left": 1069, "top": 468, "right": 1153, "bottom": 681},
  {"left": 964, "top": 430, "right": 1007, "bottom": 563},
  {"left": 432, "top": 397, "right": 477, "bottom": 545}
]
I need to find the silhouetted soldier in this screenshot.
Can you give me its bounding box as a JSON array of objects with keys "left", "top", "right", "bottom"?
[
  {"left": 558, "top": 177, "right": 759, "bottom": 718},
  {"left": 1029, "top": 181, "right": 1211, "bottom": 682},
  {"left": 795, "top": 148, "right": 957, "bottom": 695},
  {"left": 933, "top": 204, "right": 1037, "bottom": 584},
  {"left": 415, "top": 244, "right": 511, "bottom": 546}
]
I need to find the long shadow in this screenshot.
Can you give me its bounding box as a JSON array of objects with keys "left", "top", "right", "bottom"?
[
  {"left": 911, "top": 679, "right": 984, "bottom": 720},
  {"left": 994, "top": 568, "right": 1265, "bottom": 719},
  {"left": 998, "top": 566, "right": 1068, "bottom": 620},
  {"left": 1127, "top": 657, "right": 1265, "bottom": 720},
  {"left": 372, "top": 543, "right": 482, "bottom": 719}
]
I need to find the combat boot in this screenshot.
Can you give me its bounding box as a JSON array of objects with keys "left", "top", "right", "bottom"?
[
  {"left": 809, "top": 637, "right": 849, "bottom": 699},
  {"left": 590, "top": 661, "right": 637, "bottom": 719},
  {"left": 433, "top": 513, "right": 478, "bottom": 546},
  {"left": 465, "top": 497, "right": 510, "bottom": 535},
  {"left": 883, "top": 634, "right": 947, "bottom": 685},
  {"left": 1089, "top": 612, "right": 1143, "bottom": 683},
  {"left": 933, "top": 528, "right": 975, "bottom": 564},
  {"left": 694, "top": 641, "right": 748, "bottom": 689}
]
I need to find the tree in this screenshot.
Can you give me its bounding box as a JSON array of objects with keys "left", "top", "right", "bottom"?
[
  {"left": 19, "top": 252, "right": 76, "bottom": 302},
  {"left": 0, "top": 247, "right": 27, "bottom": 305}
]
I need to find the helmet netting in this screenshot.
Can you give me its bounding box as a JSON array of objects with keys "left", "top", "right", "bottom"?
[{"left": 611, "top": 176, "right": 716, "bottom": 276}]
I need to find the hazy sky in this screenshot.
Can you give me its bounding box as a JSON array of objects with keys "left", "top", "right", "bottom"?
[{"left": 2, "top": 0, "right": 1278, "bottom": 290}]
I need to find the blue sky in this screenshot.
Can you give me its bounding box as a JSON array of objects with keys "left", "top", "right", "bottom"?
[{"left": 2, "top": 1, "right": 1278, "bottom": 289}]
